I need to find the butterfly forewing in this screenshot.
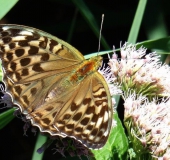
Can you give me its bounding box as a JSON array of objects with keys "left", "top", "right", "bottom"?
[
  {"left": 0, "top": 24, "right": 112, "bottom": 149},
  {"left": 0, "top": 27, "right": 83, "bottom": 83}
]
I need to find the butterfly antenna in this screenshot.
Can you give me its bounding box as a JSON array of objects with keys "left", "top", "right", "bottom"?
[{"left": 98, "top": 14, "right": 104, "bottom": 56}]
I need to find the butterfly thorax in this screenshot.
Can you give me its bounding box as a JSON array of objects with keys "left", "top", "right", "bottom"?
[{"left": 67, "top": 56, "right": 102, "bottom": 85}]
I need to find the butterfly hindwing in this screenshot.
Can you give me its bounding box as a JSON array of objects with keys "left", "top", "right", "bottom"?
[
  {"left": 27, "top": 72, "right": 112, "bottom": 149},
  {"left": 54, "top": 72, "right": 112, "bottom": 149}
]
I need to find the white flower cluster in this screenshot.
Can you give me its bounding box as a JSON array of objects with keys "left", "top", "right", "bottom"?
[{"left": 107, "top": 43, "right": 170, "bottom": 159}]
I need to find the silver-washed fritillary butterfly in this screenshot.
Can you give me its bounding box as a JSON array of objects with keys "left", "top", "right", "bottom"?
[{"left": 0, "top": 24, "right": 112, "bottom": 149}]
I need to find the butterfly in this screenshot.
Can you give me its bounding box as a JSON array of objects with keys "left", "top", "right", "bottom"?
[{"left": 0, "top": 24, "right": 112, "bottom": 149}]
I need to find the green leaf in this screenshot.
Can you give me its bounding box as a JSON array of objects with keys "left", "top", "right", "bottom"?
[
  {"left": 0, "top": 0, "right": 18, "bottom": 20},
  {"left": 31, "top": 133, "right": 47, "bottom": 160},
  {"left": 91, "top": 113, "right": 128, "bottom": 160},
  {"left": 0, "top": 108, "right": 15, "bottom": 129},
  {"left": 128, "top": 0, "right": 147, "bottom": 43},
  {"left": 92, "top": 36, "right": 170, "bottom": 59},
  {"left": 144, "top": 1, "right": 168, "bottom": 62},
  {"left": 136, "top": 37, "right": 170, "bottom": 54}
]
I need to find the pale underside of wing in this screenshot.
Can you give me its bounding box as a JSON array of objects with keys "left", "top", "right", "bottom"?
[
  {"left": 28, "top": 72, "right": 112, "bottom": 149},
  {"left": 0, "top": 25, "right": 113, "bottom": 149}
]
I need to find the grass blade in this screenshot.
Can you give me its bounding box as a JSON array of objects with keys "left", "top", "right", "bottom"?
[{"left": 0, "top": 0, "right": 18, "bottom": 20}]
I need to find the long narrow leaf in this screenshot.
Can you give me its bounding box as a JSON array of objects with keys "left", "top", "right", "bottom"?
[
  {"left": 31, "top": 133, "right": 47, "bottom": 160},
  {"left": 128, "top": 0, "right": 147, "bottom": 43},
  {"left": 0, "top": 0, "right": 18, "bottom": 20},
  {"left": 0, "top": 108, "right": 15, "bottom": 129}
]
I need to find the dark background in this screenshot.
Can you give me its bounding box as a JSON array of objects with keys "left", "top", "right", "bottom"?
[
  {"left": 1, "top": 0, "right": 141, "bottom": 53},
  {"left": 0, "top": 0, "right": 170, "bottom": 160}
]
